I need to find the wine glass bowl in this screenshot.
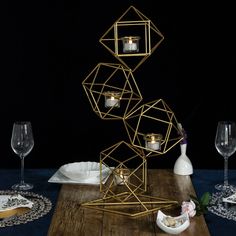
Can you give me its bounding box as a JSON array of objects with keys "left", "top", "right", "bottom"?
[
  {"left": 215, "top": 121, "right": 236, "bottom": 191},
  {"left": 11, "top": 121, "right": 34, "bottom": 191}
]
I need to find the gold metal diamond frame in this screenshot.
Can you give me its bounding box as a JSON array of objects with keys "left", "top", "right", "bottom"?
[{"left": 99, "top": 5, "right": 164, "bottom": 72}]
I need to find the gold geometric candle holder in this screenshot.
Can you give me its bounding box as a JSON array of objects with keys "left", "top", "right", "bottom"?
[
  {"left": 99, "top": 5, "right": 164, "bottom": 72},
  {"left": 82, "top": 62, "right": 143, "bottom": 120},
  {"left": 81, "top": 5, "right": 183, "bottom": 217},
  {"left": 123, "top": 99, "right": 183, "bottom": 157},
  {"left": 82, "top": 141, "right": 178, "bottom": 217}
]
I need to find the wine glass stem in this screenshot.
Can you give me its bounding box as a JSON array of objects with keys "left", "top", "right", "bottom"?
[
  {"left": 20, "top": 156, "right": 25, "bottom": 185},
  {"left": 224, "top": 156, "right": 229, "bottom": 187}
]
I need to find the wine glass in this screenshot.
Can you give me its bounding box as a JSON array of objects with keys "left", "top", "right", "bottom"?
[
  {"left": 215, "top": 121, "right": 236, "bottom": 191},
  {"left": 11, "top": 121, "right": 34, "bottom": 190}
]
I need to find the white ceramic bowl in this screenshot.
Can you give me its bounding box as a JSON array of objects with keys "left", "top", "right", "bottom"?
[
  {"left": 59, "top": 162, "right": 110, "bottom": 181},
  {"left": 156, "top": 210, "right": 190, "bottom": 235}
]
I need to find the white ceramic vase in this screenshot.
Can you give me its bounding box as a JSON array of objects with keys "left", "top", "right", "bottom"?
[{"left": 174, "top": 143, "right": 193, "bottom": 175}]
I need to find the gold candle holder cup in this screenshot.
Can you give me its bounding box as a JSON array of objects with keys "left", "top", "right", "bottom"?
[{"left": 114, "top": 168, "right": 130, "bottom": 185}]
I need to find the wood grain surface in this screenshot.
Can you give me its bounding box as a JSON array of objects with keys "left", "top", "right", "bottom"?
[{"left": 48, "top": 169, "right": 210, "bottom": 236}]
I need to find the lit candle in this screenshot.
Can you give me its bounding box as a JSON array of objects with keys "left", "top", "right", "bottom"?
[
  {"left": 122, "top": 36, "right": 140, "bottom": 53},
  {"left": 104, "top": 91, "right": 121, "bottom": 108},
  {"left": 114, "top": 168, "right": 130, "bottom": 185},
  {"left": 144, "top": 133, "right": 162, "bottom": 151}
]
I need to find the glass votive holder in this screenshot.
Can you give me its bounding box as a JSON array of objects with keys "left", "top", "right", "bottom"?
[
  {"left": 114, "top": 168, "right": 130, "bottom": 185},
  {"left": 144, "top": 133, "right": 163, "bottom": 151},
  {"left": 121, "top": 36, "right": 140, "bottom": 53},
  {"left": 104, "top": 91, "right": 121, "bottom": 108}
]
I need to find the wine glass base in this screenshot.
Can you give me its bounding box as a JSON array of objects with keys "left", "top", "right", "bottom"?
[
  {"left": 11, "top": 183, "right": 34, "bottom": 191},
  {"left": 215, "top": 183, "right": 236, "bottom": 192}
]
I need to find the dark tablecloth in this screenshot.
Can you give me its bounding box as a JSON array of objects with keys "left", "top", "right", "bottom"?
[
  {"left": 0, "top": 169, "right": 236, "bottom": 236},
  {"left": 191, "top": 169, "right": 236, "bottom": 236},
  {"left": 0, "top": 169, "right": 60, "bottom": 236}
]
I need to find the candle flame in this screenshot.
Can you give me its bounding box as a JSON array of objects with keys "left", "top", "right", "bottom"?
[{"left": 151, "top": 136, "right": 156, "bottom": 142}]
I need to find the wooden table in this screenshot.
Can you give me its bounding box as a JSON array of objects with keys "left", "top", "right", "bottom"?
[{"left": 48, "top": 169, "right": 210, "bottom": 236}]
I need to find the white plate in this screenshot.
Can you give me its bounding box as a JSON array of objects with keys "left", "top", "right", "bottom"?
[
  {"left": 0, "top": 194, "right": 33, "bottom": 212},
  {"left": 156, "top": 210, "right": 190, "bottom": 235},
  {"left": 59, "top": 162, "right": 110, "bottom": 181},
  {"left": 48, "top": 168, "right": 111, "bottom": 185}
]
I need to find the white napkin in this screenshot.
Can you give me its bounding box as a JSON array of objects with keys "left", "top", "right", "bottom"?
[
  {"left": 0, "top": 194, "right": 33, "bottom": 212},
  {"left": 223, "top": 193, "right": 236, "bottom": 204}
]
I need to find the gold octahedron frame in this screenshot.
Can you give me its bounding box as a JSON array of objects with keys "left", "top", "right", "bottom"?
[
  {"left": 99, "top": 5, "right": 164, "bottom": 72},
  {"left": 81, "top": 5, "right": 184, "bottom": 217},
  {"left": 82, "top": 141, "right": 179, "bottom": 217}
]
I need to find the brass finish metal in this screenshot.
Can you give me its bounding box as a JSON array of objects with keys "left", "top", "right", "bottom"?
[
  {"left": 123, "top": 99, "right": 183, "bottom": 157},
  {"left": 81, "top": 6, "right": 184, "bottom": 217},
  {"left": 82, "top": 192, "right": 178, "bottom": 217},
  {"left": 143, "top": 133, "right": 163, "bottom": 142},
  {"left": 99, "top": 5, "right": 164, "bottom": 72},
  {"left": 82, "top": 63, "right": 142, "bottom": 120},
  {"left": 99, "top": 141, "right": 147, "bottom": 195},
  {"left": 82, "top": 141, "right": 178, "bottom": 217}
]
